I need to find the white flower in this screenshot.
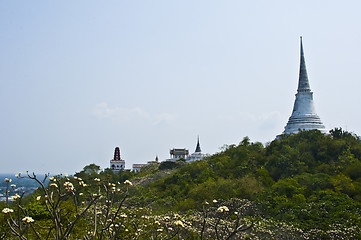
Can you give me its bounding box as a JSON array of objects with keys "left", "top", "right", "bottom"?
[
  {"left": 49, "top": 183, "right": 58, "bottom": 188},
  {"left": 120, "top": 214, "right": 127, "bottom": 218},
  {"left": 11, "top": 194, "right": 20, "bottom": 200},
  {"left": 79, "top": 193, "right": 84, "bottom": 196},
  {"left": 10, "top": 184, "right": 16, "bottom": 188},
  {"left": 64, "top": 182, "right": 74, "bottom": 191},
  {"left": 36, "top": 196, "right": 41, "bottom": 201},
  {"left": 79, "top": 181, "right": 87, "bottom": 187},
  {"left": 5, "top": 178, "right": 11, "bottom": 183},
  {"left": 2, "top": 208, "right": 14, "bottom": 214},
  {"left": 124, "top": 180, "right": 132, "bottom": 186},
  {"left": 213, "top": 199, "right": 218, "bottom": 203},
  {"left": 174, "top": 220, "right": 184, "bottom": 227},
  {"left": 49, "top": 177, "right": 55, "bottom": 181},
  {"left": 217, "top": 206, "right": 229, "bottom": 213},
  {"left": 157, "top": 228, "right": 163, "bottom": 232},
  {"left": 94, "top": 178, "right": 100, "bottom": 182},
  {"left": 22, "top": 216, "right": 34, "bottom": 223}
]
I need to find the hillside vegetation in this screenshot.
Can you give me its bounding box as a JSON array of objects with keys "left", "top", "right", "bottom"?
[
  {"left": 1, "top": 128, "right": 361, "bottom": 239},
  {"left": 132, "top": 128, "right": 361, "bottom": 233}
]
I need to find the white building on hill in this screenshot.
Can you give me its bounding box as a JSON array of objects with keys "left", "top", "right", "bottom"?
[{"left": 110, "top": 147, "right": 125, "bottom": 173}]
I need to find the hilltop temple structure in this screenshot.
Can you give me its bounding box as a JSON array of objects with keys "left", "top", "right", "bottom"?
[
  {"left": 110, "top": 147, "right": 125, "bottom": 173},
  {"left": 169, "top": 148, "right": 189, "bottom": 160},
  {"left": 282, "top": 37, "right": 326, "bottom": 135},
  {"left": 167, "top": 137, "right": 207, "bottom": 162},
  {"left": 187, "top": 137, "right": 208, "bottom": 162}
]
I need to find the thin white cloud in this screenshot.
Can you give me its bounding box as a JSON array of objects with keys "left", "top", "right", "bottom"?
[{"left": 92, "top": 102, "right": 176, "bottom": 126}]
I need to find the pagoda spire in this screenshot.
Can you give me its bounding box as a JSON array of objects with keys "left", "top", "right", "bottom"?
[
  {"left": 114, "top": 147, "right": 121, "bottom": 161},
  {"left": 297, "top": 36, "right": 311, "bottom": 92},
  {"left": 195, "top": 136, "right": 201, "bottom": 153},
  {"left": 282, "top": 37, "right": 326, "bottom": 135}
]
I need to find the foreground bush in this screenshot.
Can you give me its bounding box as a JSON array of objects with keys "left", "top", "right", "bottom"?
[{"left": 1, "top": 173, "right": 255, "bottom": 240}]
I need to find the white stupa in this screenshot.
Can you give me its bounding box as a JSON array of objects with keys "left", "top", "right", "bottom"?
[{"left": 282, "top": 37, "right": 326, "bottom": 135}]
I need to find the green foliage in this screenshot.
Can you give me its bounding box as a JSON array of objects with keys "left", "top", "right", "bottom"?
[
  {"left": 83, "top": 163, "right": 101, "bottom": 174},
  {"left": 159, "top": 160, "right": 185, "bottom": 170},
  {"left": 2, "top": 128, "right": 361, "bottom": 239},
  {"left": 135, "top": 129, "right": 361, "bottom": 233}
]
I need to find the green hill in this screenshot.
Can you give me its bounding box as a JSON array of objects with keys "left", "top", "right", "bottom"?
[
  {"left": 1, "top": 128, "right": 361, "bottom": 239},
  {"left": 130, "top": 128, "right": 361, "bottom": 234}
]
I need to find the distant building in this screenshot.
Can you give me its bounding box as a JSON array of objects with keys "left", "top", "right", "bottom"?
[
  {"left": 187, "top": 137, "right": 208, "bottom": 162},
  {"left": 282, "top": 37, "right": 326, "bottom": 135},
  {"left": 169, "top": 148, "right": 189, "bottom": 161},
  {"left": 132, "top": 164, "right": 147, "bottom": 173},
  {"left": 110, "top": 147, "right": 125, "bottom": 173},
  {"left": 132, "top": 156, "right": 159, "bottom": 172}
]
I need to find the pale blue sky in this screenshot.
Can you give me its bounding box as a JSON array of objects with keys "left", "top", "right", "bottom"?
[{"left": 1, "top": 1, "right": 361, "bottom": 174}]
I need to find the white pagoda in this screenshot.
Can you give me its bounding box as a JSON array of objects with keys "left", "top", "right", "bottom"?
[{"left": 282, "top": 37, "right": 326, "bottom": 135}]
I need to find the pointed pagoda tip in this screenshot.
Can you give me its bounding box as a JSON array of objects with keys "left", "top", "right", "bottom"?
[
  {"left": 195, "top": 136, "right": 201, "bottom": 153},
  {"left": 297, "top": 36, "right": 311, "bottom": 92}
]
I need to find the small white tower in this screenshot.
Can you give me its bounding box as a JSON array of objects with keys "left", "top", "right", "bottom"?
[
  {"left": 110, "top": 147, "right": 125, "bottom": 173},
  {"left": 187, "top": 136, "right": 207, "bottom": 162}
]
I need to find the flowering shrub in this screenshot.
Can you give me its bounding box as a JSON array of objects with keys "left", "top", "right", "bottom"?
[
  {"left": 0, "top": 173, "right": 256, "bottom": 239},
  {"left": 1, "top": 170, "right": 360, "bottom": 239}
]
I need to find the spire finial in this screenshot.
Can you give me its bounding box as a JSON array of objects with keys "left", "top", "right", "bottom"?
[
  {"left": 195, "top": 136, "right": 201, "bottom": 153},
  {"left": 297, "top": 37, "right": 311, "bottom": 92}
]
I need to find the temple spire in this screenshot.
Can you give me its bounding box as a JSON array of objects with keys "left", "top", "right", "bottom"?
[
  {"left": 281, "top": 37, "right": 326, "bottom": 135},
  {"left": 298, "top": 36, "right": 311, "bottom": 92},
  {"left": 195, "top": 136, "right": 201, "bottom": 153},
  {"left": 114, "top": 147, "right": 121, "bottom": 161}
]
